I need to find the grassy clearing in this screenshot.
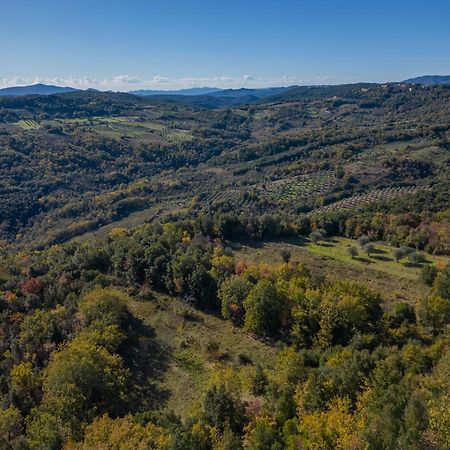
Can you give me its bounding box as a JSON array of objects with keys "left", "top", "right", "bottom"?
[
  {"left": 233, "top": 237, "right": 447, "bottom": 305},
  {"left": 128, "top": 294, "right": 278, "bottom": 418},
  {"left": 307, "top": 237, "right": 448, "bottom": 279}
]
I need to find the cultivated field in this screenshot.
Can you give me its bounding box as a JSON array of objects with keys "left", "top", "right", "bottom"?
[{"left": 15, "top": 119, "right": 40, "bottom": 130}]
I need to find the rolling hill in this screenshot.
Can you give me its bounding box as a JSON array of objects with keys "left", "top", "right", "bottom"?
[
  {"left": 0, "top": 82, "right": 449, "bottom": 252},
  {"left": 403, "top": 75, "right": 450, "bottom": 85},
  {"left": 0, "top": 81, "right": 449, "bottom": 450},
  {"left": 130, "top": 86, "right": 295, "bottom": 107}
]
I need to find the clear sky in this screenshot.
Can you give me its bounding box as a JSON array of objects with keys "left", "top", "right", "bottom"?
[{"left": 1, "top": 0, "right": 450, "bottom": 90}]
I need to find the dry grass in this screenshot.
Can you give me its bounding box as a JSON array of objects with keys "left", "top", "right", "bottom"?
[{"left": 127, "top": 294, "right": 277, "bottom": 418}]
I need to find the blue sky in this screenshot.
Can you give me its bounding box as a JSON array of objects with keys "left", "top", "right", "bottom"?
[{"left": 1, "top": 0, "right": 450, "bottom": 90}]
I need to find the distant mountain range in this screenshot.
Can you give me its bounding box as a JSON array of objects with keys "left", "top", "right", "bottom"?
[
  {"left": 0, "top": 84, "right": 289, "bottom": 99},
  {"left": 130, "top": 87, "right": 222, "bottom": 96},
  {"left": 0, "top": 83, "right": 78, "bottom": 96},
  {"left": 1, "top": 75, "right": 449, "bottom": 99},
  {"left": 206, "top": 86, "right": 292, "bottom": 98},
  {"left": 403, "top": 75, "right": 450, "bottom": 85},
  {"left": 130, "top": 86, "right": 292, "bottom": 98}
]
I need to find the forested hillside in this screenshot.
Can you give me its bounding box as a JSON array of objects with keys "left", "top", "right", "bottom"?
[
  {"left": 0, "top": 216, "right": 449, "bottom": 449},
  {"left": 0, "top": 83, "right": 449, "bottom": 252},
  {"left": 0, "top": 84, "right": 449, "bottom": 449}
]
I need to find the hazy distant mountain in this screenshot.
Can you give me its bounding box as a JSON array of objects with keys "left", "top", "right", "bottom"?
[
  {"left": 130, "top": 87, "right": 223, "bottom": 96},
  {"left": 0, "top": 83, "right": 78, "bottom": 96},
  {"left": 403, "top": 75, "right": 450, "bottom": 85},
  {"left": 130, "top": 86, "right": 293, "bottom": 100},
  {"left": 137, "top": 86, "right": 297, "bottom": 108},
  {"left": 207, "top": 86, "right": 293, "bottom": 99},
  {"left": 128, "top": 86, "right": 297, "bottom": 108}
]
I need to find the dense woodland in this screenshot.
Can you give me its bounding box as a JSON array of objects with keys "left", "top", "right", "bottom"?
[
  {"left": 0, "top": 84, "right": 449, "bottom": 449},
  {"left": 0, "top": 217, "right": 449, "bottom": 449}
]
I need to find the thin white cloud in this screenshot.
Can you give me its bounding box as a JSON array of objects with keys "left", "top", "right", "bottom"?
[
  {"left": 112, "top": 75, "right": 143, "bottom": 84},
  {"left": 0, "top": 74, "right": 343, "bottom": 91}
]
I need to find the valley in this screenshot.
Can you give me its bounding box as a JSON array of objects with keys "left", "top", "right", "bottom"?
[
  {"left": 2, "top": 1, "right": 450, "bottom": 447},
  {"left": 0, "top": 83, "right": 449, "bottom": 252},
  {"left": 0, "top": 82, "right": 449, "bottom": 450}
]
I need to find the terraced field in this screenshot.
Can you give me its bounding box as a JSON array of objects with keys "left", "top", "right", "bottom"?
[
  {"left": 260, "top": 171, "right": 338, "bottom": 202},
  {"left": 54, "top": 116, "right": 193, "bottom": 143},
  {"left": 15, "top": 119, "right": 40, "bottom": 130},
  {"left": 311, "top": 186, "right": 419, "bottom": 214}
]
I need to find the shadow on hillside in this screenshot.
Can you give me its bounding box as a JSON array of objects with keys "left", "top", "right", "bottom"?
[
  {"left": 232, "top": 236, "right": 310, "bottom": 251},
  {"left": 123, "top": 315, "right": 171, "bottom": 412},
  {"left": 403, "top": 261, "right": 423, "bottom": 268},
  {"left": 234, "top": 240, "right": 264, "bottom": 249},
  {"left": 372, "top": 255, "right": 393, "bottom": 262},
  {"left": 371, "top": 247, "right": 387, "bottom": 254},
  {"left": 318, "top": 242, "right": 334, "bottom": 247},
  {"left": 270, "top": 236, "right": 310, "bottom": 248},
  {"left": 356, "top": 257, "right": 373, "bottom": 264}
]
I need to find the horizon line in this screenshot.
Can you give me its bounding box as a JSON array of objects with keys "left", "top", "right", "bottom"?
[{"left": 1, "top": 73, "right": 447, "bottom": 92}]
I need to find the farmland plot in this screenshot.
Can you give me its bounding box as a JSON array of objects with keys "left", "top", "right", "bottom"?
[
  {"left": 311, "top": 186, "right": 419, "bottom": 214},
  {"left": 15, "top": 119, "right": 40, "bottom": 130},
  {"left": 260, "top": 171, "right": 338, "bottom": 202}
]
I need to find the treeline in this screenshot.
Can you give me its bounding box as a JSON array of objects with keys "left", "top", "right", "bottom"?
[
  {"left": 0, "top": 216, "right": 449, "bottom": 448},
  {"left": 191, "top": 207, "right": 450, "bottom": 255}
]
